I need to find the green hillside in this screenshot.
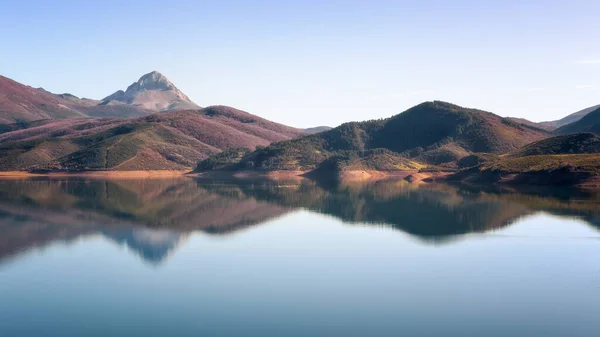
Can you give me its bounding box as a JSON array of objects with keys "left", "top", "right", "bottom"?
[
  {"left": 512, "top": 133, "right": 600, "bottom": 157},
  {"left": 197, "top": 101, "right": 549, "bottom": 174},
  {"left": 450, "top": 133, "right": 600, "bottom": 186}
]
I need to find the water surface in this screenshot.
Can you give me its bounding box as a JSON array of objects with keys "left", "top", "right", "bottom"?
[{"left": 1, "top": 178, "right": 599, "bottom": 336}]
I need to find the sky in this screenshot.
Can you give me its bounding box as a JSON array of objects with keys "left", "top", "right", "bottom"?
[{"left": 1, "top": 0, "right": 599, "bottom": 128}]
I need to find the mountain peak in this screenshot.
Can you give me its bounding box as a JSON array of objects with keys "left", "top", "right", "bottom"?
[
  {"left": 101, "top": 71, "right": 199, "bottom": 111},
  {"left": 128, "top": 71, "right": 175, "bottom": 92}
]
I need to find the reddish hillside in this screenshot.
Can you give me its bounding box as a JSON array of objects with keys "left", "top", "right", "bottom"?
[
  {"left": 0, "top": 75, "right": 90, "bottom": 123},
  {"left": 0, "top": 106, "right": 305, "bottom": 171},
  {"left": 0, "top": 75, "right": 157, "bottom": 123}
]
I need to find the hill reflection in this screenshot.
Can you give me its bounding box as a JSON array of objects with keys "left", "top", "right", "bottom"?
[{"left": 0, "top": 177, "right": 599, "bottom": 264}]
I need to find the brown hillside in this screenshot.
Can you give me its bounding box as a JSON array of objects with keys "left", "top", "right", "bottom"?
[
  {"left": 0, "top": 75, "right": 153, "bottom": 123},
  {"left": 0, "top": 107, "right": 305, "bottom": 171},
  {"left": 0, "top": 75, "right": 89, "bottom": 123}
]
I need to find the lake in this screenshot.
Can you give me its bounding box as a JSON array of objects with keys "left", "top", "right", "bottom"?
[{"left": 0, "top": 177, "right": 599, "bottom": 337}]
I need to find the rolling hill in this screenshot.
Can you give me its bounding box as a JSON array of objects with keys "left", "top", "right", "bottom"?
[
  {"left": 197, "top": 101, "right": 550, "bottom": 175},
  {"left": 505, "top": 104, "right": 600, "bottom": 131},
  {"left": 505, "top": 117, "right": 555, "bottom": 131},
  {"left": 0, "top": 74, "right": 153, "bottom": 123},
  {"left": 511, "top": 133, "right": 600, "bottom": 157},
  {"left": 542, "top": 104, "right": 600, "bottom": 130},
  {"left": 556, "top": 106, "right": 600, "bottom": 135},
  {"left": 0, "top": 75, "right": 91, "bottom": 123},
  {"left": 304, "top": 126, "right": 333, "bottom": 133},
  {"left": 0, "top": 106, "right": 304, "bottom": 171},
  {"left": 450, "top": 133, "right": 600, "bottom": 186}
]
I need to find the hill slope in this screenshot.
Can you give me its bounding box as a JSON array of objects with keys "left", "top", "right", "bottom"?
[
  {"left": 304, "top": 126, "right": 333, "bottom": 133},
  {"left": 0, "top": 75, "right": 90, "bottom": 123},
  {"left": 542, "top": 104, "right": 600, "bottom": 130},
  {"left": 505, "top": 104, "right": 600, "bottom": 131},
  {"left": 505, "top": 117, "right": 555, "bottom": 131},
  {"left": 0, "top": 106, "right": 304, "bottom": 171},
  {"left": 556, "top": 106, "right": 600, "bottom": 135},
  {"left": 449, "top": 133, "right": 600, "bottom": 186},
  {"left": 0, "top": 75, "right": 152, "bottom": 123},
  {"left": 511, "top": 133, "right": 600, "bottom": 157},
  {"left": 0, "top": 71, "right": 201, "bottom": 124},
  {"left": 197, "top": 101, "right": 549, "bottom": 174}
]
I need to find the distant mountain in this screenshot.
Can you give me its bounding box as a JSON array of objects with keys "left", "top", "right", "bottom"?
[
  {"left": 0, "top": 74, "right": 152, "bottom": 123},
  {"left": 511, "top": 133, "right": 600, "bottom": 157},
  {"left": 450, "top": 132, "right": 600, "bottom": 186},
  {"left": 304, "top": 126, "right": 333, "bottom": 134},
  {"left": 0, "top": 71, "right": 203, "bottom": 124},
  {"left": 101, "top": 71, "right": 199, "bottom": 112},
  {"left": 0, "top": 75, "right": 90, "bottom": 123},
  {"left": 198, "top": 101, "right": 550, "bottom": 174},
  {"left": 556, "top": 106, "right": 600, "bottom": 135},
  {"left": 504, "top": 104, "right": 600, "bottom": 131},
  {"left": 504, "top": 117, "right": 555, "bottom": 131},
  {"left": 541, "top": 104, "right": 600, "bottom": 130},
  {"left": 0, "top": 106, "right": 304, "bottom": 171}
]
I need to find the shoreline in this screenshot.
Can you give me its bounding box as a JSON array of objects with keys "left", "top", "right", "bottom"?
[
  {"left": 191, "top": 169, "right": 455, "bottom": 183},
  {"left": 0, "top": 170, "right": 189, "bottom": 179},
  {"left": 2, "top": 168, "right": 599, "bottom": 188},
  {"left": 445, "top": 170, "right": 600, "bottom": 189},
  {"left": 188, "top": 170, "right": 310, "bottom": 180}
]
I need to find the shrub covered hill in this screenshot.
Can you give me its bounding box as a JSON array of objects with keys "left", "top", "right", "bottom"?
[
  {"left": 0, "top": 106, "right": 304, "bottom": 171},
  {"left": 197, "top": 101, "right": 550, "bottom": 174},
  {"left": 506, "top": 104, "right": 600, "bottom": 131},
  {"left": 541, "top": 104, "right": 600, "bottom": 130},
  {"left": 449, "top": 133, "right": 600, "bottom": 186},
  {"left": 556, "top": 106, "right": 600, "bottom": 135}
]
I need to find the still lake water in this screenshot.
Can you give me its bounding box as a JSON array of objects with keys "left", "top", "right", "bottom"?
[{"left": 0, "top": 177, "right": 599, "bottom": 337}]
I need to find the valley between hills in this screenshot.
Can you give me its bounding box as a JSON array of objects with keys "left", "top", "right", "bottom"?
[{"left": 1, "top": 71, "right": 600, "bottom": 188}]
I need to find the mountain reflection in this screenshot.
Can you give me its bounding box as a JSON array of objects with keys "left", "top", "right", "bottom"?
[
  {"left": 0, "top": 178, "right": 292, "bottom": 265},
  {"left": 1, "top": 177, "right": 599, "bottom": 265}
]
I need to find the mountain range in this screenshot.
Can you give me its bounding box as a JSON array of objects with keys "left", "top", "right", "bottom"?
[
  {"left": 197, "top": 101, "right": 551, "bottom": 173},
  {"left": 196, "top": 101, "right": 600, "bottom": 186},
  {"left": 0, "top": 71, "right": 202, "bottom": 123},
  {"left": 0, "top": 72, "right": 303, "bottom": 171},
  {"left": 555, "top": 105, "right": 600, "bottom": 135},
  {"left": 1, "top": 71, "right": 600, "bottom": 181}
]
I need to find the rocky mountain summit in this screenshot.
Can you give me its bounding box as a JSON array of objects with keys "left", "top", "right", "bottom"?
[{"left": 101, "top": 71, "right": 199, "bottom": 111}]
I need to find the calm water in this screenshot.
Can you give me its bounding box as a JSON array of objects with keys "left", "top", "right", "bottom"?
[{"left": 1, "top": 178, "right": 599, "bottom": 337}]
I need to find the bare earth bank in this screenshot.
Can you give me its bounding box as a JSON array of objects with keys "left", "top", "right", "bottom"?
[{"left": 0, "top": 170, "right": 188, "bottom": 179}]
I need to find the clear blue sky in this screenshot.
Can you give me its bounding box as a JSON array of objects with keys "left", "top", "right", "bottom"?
[{"left": 1, "top": 0, "right": 599, "bottom": 127}]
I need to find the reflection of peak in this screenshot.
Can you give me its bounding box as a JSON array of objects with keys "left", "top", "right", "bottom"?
[
  {"left": 101, "top": 227, "right": 187, "bottom": 265},
  {"left": 2, "top": 178, "right": 600, "bottom": 267}
]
